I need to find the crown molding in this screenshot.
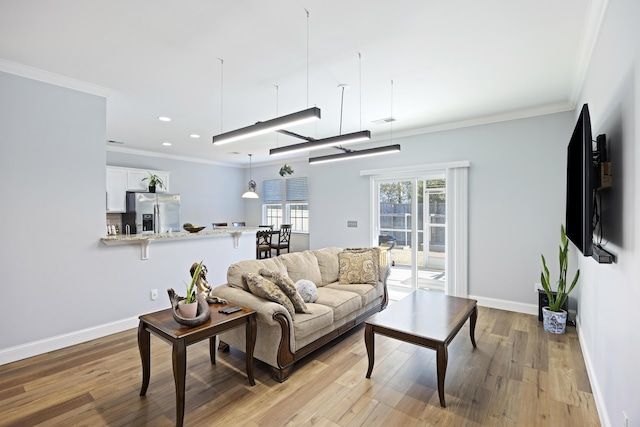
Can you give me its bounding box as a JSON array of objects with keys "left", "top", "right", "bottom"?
[{"left": 0, "top": 58, "right": 115, "bottom": 97}]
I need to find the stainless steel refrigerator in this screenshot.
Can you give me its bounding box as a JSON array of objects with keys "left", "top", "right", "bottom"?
[{"left": 122, "top": 192, "right": 181, "bottom": 234}]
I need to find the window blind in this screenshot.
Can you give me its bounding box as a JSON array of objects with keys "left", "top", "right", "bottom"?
[
  {"left": 263, "top": 179, "right": 282, "bottom": 203},
  {"left": 286, "top": 177, "right": 308, "bottom": 202}
]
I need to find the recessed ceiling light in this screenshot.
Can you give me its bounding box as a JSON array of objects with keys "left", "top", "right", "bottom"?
[
  {"left": 158, "top": 116, "right": 171, "bottom": 122},
  {"left": 189, "top": 134, "right": 200, "bottom": 139},
  {"left": 162, "top": 142, "right": 172, "bottom": 146}
]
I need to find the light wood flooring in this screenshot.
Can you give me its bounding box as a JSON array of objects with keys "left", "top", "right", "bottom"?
[{"left": 0, "top": 306, "right": 600, "bottom": 426}]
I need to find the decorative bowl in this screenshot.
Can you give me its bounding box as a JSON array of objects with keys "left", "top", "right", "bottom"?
[{"left": 184, "top": 226, "right": 205, "bottom": 233}]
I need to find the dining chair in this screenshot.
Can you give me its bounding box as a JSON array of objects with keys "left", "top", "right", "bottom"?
[
  {"left": 212, "top": 222, "right": 228, "bottom": 228},
  {"left": 232, "top": 222, "right": 246, "bottom": 227},
  {"left": 270, "top": 224, "right": 291, "bottom": 256},
  {"left": 256, "top": 229, "right": 272, "bottom": 259}
]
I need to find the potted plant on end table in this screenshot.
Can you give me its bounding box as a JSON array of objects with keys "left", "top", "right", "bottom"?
[
  {"left": 178, "top": 261, "right": 203, "bottom": 318},
  {"left": 540, "top": 225, "right": 580, "bottom": 334},
  {"left": 142, "top": 172, "right": 165, "bottom": 193}
]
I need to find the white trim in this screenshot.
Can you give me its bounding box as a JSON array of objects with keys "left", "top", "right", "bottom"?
[
  {"left": 576, "top": 315, "right": 610, "bottom": 427},
  {"left": 361, "top": 160, "right": 470, "bottom": 176},
  {"left": 470, "top": 294, "right": 539, "bottom": 315},
  {"left": 0, "top": 58, "right": 115, "bottom": 97},
  {"left": 0, "top": 317, "right": 138, "bottom": 366}
]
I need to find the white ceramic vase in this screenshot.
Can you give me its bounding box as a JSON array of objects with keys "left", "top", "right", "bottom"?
[
  {"left": 178, "top": 300, "right": 198, "bottom": 318},
  {"left": 542, "top": 307, "right": 567, "bottom": 334}
]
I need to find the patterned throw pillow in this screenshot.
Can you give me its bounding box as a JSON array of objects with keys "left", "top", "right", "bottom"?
[
  {"left": 338, "top": 248, "right": 380, "bottom": 285},
  {"left": 259, "top": 268, "right": 310, "bottom": 313},
  {"left": 294, "top": 279, "right": 318, "bottom": 303},
  {"left": 243, "top": 272, "right": 295, "bottom": 317}
]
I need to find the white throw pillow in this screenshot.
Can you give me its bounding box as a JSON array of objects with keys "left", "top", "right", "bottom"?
[{"left": 295, "top": 279, "right": 318, "bottom": 303}]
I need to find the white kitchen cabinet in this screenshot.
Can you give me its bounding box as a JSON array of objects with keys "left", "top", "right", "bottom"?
[
  {"left": 106, "top": 167, "right": 127, "bottom": 212},
  {"left": 106, "top": 166, "right": 171, "bottom": 212},
  {"left": 127, "top": 169, "right": 170, "bottom": 192}
]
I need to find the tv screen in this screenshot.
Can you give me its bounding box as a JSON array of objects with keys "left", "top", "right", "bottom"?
[{"left": 565, "top": 103, "right": 594, "bottom": 256}]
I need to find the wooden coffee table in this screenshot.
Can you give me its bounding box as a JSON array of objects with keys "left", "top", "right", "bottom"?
[
  {"left": 138, "top": 303, "right": 256, "bottom": 427},
  {"left": 365, "top": 290, "right": 477, "bottom": 407}
]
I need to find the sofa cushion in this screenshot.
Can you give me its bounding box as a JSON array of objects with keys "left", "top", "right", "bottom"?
[
  {"left": 315, "top": 287, "right": 362, "bottom": 321},
  {"left": 295, "top": 279, "right": 318, "bottom": 303},
  {"left": 325, "top": 283, "right": 379, "bottom": 307},
  {"left": 244, "top": 272, "right": 295, "bottom": 317},
  {"left": 292, "top": 304, "right": 334, "bottom": 340},
  {"left": 312, "top": 247, "right": 343, "bottom": 286},
  {"left": 228, "top": 258, "right": 286, "bottom": 291},
  {"left": 278, "top": 251, "right": 323, "bottom": 287},
  {"left": 259, "top": 268, "right": 310, "bottom": 313},
  {"left": 338, "top": 248, "right": 380, "bottom": 285}
]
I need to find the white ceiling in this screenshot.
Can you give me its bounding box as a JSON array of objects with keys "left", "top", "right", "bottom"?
[{"left": 0, "top": 0, "right": 604, "bottom": 166}]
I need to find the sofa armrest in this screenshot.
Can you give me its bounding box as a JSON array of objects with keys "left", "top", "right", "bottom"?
[{"left": 212, "top": 284, "right": 293, "bottom": 326}]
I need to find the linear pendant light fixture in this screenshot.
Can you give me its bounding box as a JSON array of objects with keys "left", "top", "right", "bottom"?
[
  {"left": 309, "top": 144, "right": 401, "bottom": 164},
  {"left": 269, "top": 129, "right": 371, "bottom": 156},
  {"left": 213, "top": 106, "right": 321, "bottom": 145}
]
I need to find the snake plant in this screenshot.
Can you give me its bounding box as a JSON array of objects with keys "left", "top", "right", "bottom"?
[
  {"left": 540, "top": 225, "right": 580, "bottom": 312},
  {"left": 184, "top": 261, "right": 203, "bottom": 304}
]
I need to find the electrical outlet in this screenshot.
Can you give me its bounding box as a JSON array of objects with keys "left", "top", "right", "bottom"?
[
  {"left": 347, "top": 220, "right": 358, "bottom": 228},
  {"left": 150, "top": 289, "right": 158, "bottom": 301}
]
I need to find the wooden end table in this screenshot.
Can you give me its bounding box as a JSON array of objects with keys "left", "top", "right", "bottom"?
[
  {"left": 138, "top": 303, "right": 256, "bottom": 427},
  {"left": 365, "top": 290, "right": 477, "bottom": 407}
]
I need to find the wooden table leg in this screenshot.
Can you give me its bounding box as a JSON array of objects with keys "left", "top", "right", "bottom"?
[
  {"left": 365, "top": 324, "right": 375, "bottom": 378},
  {"left": 209, "top": 336, "right": 216, "bottom": 364},
  {"left": 436, "top": 343, "right": 448, "bottom": 407},
  {"left": 245, "top": 314, "right": 256, "bottom": 386},
  {"left": 137, "top": 321, "right": 150, "bottom": 396},
  {"left": 172, "top": 339, "right": 187, "bottom": 427},
  {"left": 470, "top": 305, "right": 478, "bottom": 348}
]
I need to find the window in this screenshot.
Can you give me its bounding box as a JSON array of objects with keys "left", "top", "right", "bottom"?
[{"left": 262, "top": 176, "right": 309, "bottom": 232}]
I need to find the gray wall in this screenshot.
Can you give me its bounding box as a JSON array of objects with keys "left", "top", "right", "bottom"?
[
  {"left": 0, "top": 72, "right": 254, "bottom": 361},
  {"left": 308, "top": 113, "right": 573, "bottom": 307},
  {"left": 573, "top": 0, "right": 640, "bottom": 426}
]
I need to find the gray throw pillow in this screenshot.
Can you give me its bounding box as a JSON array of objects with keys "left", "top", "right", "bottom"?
[
  {"left": 243, "top": 272, "right": 295, "bottom": 317},
  {"left": 259, "top": 268, "right": 310, "bottom": 313}
]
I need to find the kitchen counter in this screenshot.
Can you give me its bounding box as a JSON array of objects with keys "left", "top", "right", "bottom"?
[{"left": 101, "top": 227, "right": 260, "bottom": 260}]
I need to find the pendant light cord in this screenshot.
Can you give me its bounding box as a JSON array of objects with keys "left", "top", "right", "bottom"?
[
  {"left": 390, "top": 79, "right": 394, "bottom": 142},
  {"left": 219, "top": 58, "right": 224, "bottom": 133},
  {"left": 359, "top": 52, "right": 362, "bottom": 131},
  {"left": 305, "top": 9, "right": 310, "bottom": 108},
  {"left": 339, "top": 85, "right": 345, "bottom": 136}
]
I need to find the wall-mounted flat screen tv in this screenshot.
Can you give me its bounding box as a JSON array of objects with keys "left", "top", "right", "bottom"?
[{"left": 565, "top": 103, "right": 594, "bottom": 256}]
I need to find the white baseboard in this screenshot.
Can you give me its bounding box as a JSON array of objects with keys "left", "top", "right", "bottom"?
[
  {"left": 469, "top": 294, "right": 539, "bottom": 315},
  {"left": 576, "top": 315, "right": 610, "bottom": 427},
  {"left": 0, "top": 317, "right": 139, "bottom": 366}
]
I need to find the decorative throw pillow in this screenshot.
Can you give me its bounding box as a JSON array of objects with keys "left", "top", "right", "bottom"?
[
  {"left": 338, "top": 248, "right": 380, "bottom": 285},
  {"left": 295, "top": 279, "right": 318, "bottom": 303},
  {"left": 243, "top": 272, "right": 295, "bottom": 317},
  {"left": 259, "top": 268, "right": 310, "bottom": 313}
]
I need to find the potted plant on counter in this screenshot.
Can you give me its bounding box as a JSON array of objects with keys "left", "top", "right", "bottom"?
[
  {"left": 540, "top": 225, "right": 580, "bottom": 334},
  {"left": 142, "top": 172, "right": 165, "bottom": 193}
]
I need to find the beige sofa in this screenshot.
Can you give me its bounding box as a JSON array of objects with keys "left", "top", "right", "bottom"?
[{"left": 212, "top": 247, "right": 389, "bottom": 382}]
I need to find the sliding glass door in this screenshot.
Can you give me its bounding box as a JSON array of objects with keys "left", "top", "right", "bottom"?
[{"left": 375, "top": 172, "right": 446, "bottom": 292}]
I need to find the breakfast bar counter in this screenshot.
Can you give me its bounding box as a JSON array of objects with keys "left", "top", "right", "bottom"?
[{"left": 101, "top": 227, "right": 260, "bottom": 260}]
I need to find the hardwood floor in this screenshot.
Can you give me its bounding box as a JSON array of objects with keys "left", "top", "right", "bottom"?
[{"left": 0, "top": 306, "right": 600, "bottom": 426}]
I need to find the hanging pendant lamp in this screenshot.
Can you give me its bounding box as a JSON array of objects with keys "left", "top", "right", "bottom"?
[{"left": 242, "top": 154, "right": 259, "bottom": 199}]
